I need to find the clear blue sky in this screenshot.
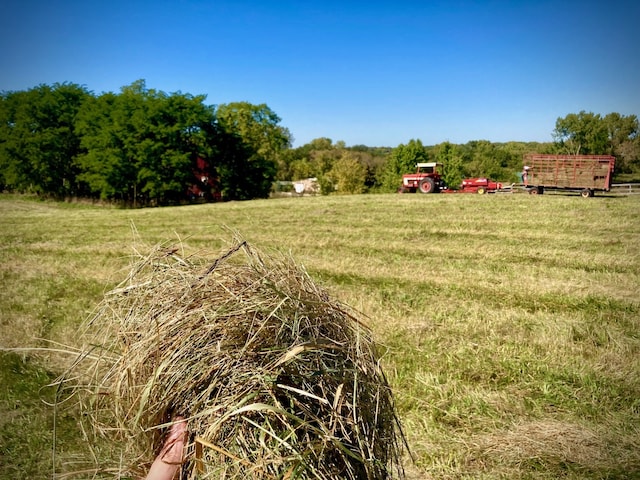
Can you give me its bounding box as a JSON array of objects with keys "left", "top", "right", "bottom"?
[{"left": 2, "top": 0, "right": 638, "bottom": 147}]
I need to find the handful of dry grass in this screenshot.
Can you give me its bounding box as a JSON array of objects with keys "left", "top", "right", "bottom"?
[{"left": 61, "top": 237, "right": 406, "bottom": 479}]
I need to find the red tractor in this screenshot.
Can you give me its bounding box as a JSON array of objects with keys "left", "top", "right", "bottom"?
[{"left": 399, "top": 162, "right": 447, "bottom": 193}]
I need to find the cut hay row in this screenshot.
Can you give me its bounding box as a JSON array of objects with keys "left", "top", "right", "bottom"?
[{"left": 57, "top": 237, "right": 407, "bottom": 479}]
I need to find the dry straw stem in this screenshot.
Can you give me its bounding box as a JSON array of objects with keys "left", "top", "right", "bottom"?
[{"left": 58, "top": 237, "right": 407, "bottom": 479}]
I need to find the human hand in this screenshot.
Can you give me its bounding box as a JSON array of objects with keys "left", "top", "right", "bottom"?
[{"left": 144, "top": 417, "right": 187, "bottom": 480}]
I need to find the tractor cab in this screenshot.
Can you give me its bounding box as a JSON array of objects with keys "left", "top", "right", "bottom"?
[{"left": 415, "top": 162, "right": 440, "bottom": 173}]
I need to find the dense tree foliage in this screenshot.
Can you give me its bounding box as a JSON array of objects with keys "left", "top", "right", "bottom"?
[
  {"left": 377, "top": 139, "right": 429, "bottom": 192},
  {"left": 214, "top": 102, "right": 291, "bottom": 199},
  {"left": 1, "top": 80, "right": 638, "bottom": 203},
  {"left": 553, "top": 111, "right": 639, "bottom": 173},
  {"left": 216, "top": 102, "right": 292, "bottom": 165},
  {"left": 329, "top": 152, "right": 368, "bottom": 194},
  {"left": 209, "top": 127, "right": 277, "bottom": 200},
  {"left": 75, "top": 81, "right": 213, "bottom": 204},
  {"left": 434, "top": 142, "right": 464, "bottom": 188},
  {"left": 0, "top": 81, "right": 285, "bottom": 204},
  {"left": 0, "top": 83, "right": 90, "bottom": 196},
  {"left": 277, "top": 138, "right": 388, "bottom": 194}
]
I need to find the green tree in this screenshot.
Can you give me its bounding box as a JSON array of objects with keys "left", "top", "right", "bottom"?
[
  {"left": 276, "top": 148, "right": 300, "bottom": 180},
  {"left": 214, "top": 102, "right": 292, "bottom": 199},
  {"left": 379, "top": 139, "right": 429, "bottom": 192},
  {"left": 614, "top": 136, "right": 640, "bottom": 175},
  {"left": 0, "top": 83, "right": 90, "bottom": 196},
  {"left": 207, "top": 127, "right": 276, "bottom": 200},
  {"left": 74, "top": 91, "right": 132, "bottom": 200},
  {"left": 309, "top": 150, "right": 339, "bottom": 178},
  {"left": 603, "top": 113, "right": 639, "bottom": 173},
  {"left": 553, "top": 111, "right": 640, "bottom": 174},
  {"left": 461, "top": 140, "right": 505, "bottom": 180},
  {"left": 306, "top": 137, "right": 333, "bottom": 151},
  {"left": 603, "top": 113, "right": 637, "bottom": 150},
  {"left": 216, "top": 102, "right": 291, "bottom": 171},
  {"left": 488, "top": 142, "right": 535, "bottom": 182},
  {"left": 434, "top": 141, "right": 463, "bottom": 188},
  {"left": 75, "top": 80, "right": 214, "bottom": 204},
  {"left": 329, "top": 152, "right": 367, "bottom": 194},
  {"left": 290, "top": 159, "right": 315, "bottom": 180},
  {"left": 553, "top": 111, "right": 609, "bottom": 154}
]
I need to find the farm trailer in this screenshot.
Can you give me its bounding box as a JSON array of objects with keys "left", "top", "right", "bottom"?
[{"left": 522, "top": 154, "right": 616, "bottom": 198}]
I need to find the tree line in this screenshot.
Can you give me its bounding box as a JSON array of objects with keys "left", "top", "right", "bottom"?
[
  {"left": 279, "top": 112, "right": 639, "bottom": 194},
  {"left": 0, "top": 80, "right": 291, "bottom": 205},
  {"left": 2, "top": 81, "right": 638, "bottom": 204}
]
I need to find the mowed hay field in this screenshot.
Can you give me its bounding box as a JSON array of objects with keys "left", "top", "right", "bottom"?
[{"left": 1, "top": 191, "right": 639, "bottom": 479}]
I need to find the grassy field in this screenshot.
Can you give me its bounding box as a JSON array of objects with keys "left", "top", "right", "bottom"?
[{"left": 1, "top": 191, "right": 639, "bottom": 479}]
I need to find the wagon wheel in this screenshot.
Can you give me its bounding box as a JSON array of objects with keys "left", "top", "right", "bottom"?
[
  {"left": 477, "top": 187, "right": 486, "bottom": 195},
  {"left": 528, "top": 187, "right": 539, "bottom": 195},
  {"left": 418, "top": 177, "right": 435, "bottom": 194},
  {"left": 580, "top": 189, "right": 593, "bottom": 198}
]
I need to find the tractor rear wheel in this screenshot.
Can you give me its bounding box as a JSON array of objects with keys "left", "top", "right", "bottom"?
[{"left": 418, "top": 177, "right": 436, "bottom": 194}]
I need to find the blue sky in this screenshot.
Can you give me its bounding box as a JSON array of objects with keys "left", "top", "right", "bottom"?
[{"left": 1, "top": 0, "right": 638, "bottom": 147}]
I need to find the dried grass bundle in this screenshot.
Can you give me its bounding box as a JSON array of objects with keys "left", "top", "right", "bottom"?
[
  {"left": 476, "top": 420, "right": 610, "bottom": 470},
  {"left": 62, "top": 237, "right": 406, "bottom": 479}
]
